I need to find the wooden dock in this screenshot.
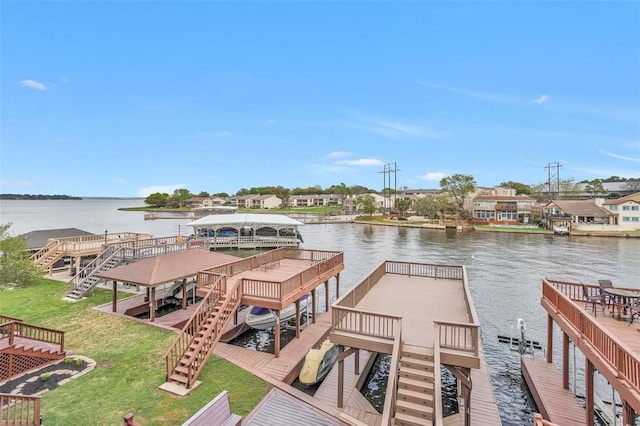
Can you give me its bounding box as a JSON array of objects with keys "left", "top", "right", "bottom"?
[{"left": 521, "top": 357, "right": 585, "bottom": 426}]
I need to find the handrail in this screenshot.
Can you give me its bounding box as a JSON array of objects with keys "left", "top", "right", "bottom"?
[
  {"left": 384, "top": 260, "right": 464, "bottom": 280},
  {"left": 380, "top": 322, "right": 402, "bottom": 426},
  {"left": 332, "top": 306, "right": 401, "bottom": 341},
  {"left": 543, "top": 279, "right": 640, "bottom": 403},
  {"left": 0, "top": 315, "right": 23, "bottom": 325},
  {"left": 435, "top": 320, "right": 479, "bottom": 357},
  {"left": 0, "top": 321, "right": 65, "bottom": 351},
  {"left": 164, "top": 273, "right": 227, "bottom": 382},
  {"left": 433, "top": 323, "right": 443, "bottom": 426},
  {"left": 0, "top": 393, "right": 41, "bottom": 425},
  {"left": 67, "top": 245, "right": 121, "bottom": 288}
]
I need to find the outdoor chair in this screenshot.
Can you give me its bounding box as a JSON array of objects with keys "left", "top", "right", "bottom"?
[
  {"left": 598, "top": 279, "right": 615, "bottom": 315},
  {"left": 581, "top": 282, "right": 602, "bottom": 316}
]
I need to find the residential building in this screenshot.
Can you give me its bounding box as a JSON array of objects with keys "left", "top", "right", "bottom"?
[
  {"left": 542, "top": 199, "right": 614, "bottom": 229},
  {"left": 249, "top": 195, "right": 282, "bottom": 209},
  {"left": 472, "top": 194, "right": 536, "bottom": 225},
  {"left": 601, "top": 192, "right": 640, "bottom": 226},
  {"left": 288, "top": 194, "right": 341, "bottom": 207}
]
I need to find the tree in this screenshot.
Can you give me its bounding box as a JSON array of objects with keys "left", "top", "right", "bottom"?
[
  {"left": 500, "top": 181, "right": 534, "bottom": 195},
  {"left": 167, "top": 188, "right": 191, "bottom": 207},
  {"left": 0, "top": 223, "right": 43, "bottom": 288},
  {"left": 439, "top": 174, "right": 476, "bottom": 211},
  {"left": 145, "top": 192, "right": 169, "bottom": 207},
  {"left": 584, "top": 179, "right": 606, "bottom": 198},
  {"left": 197, "top": 191, "right": 210, "bottom": 197},
  {"left": 394, "top": 197, "right": 412, "bottom": 217},
  {"left": 356, "top": 195, "right": 377, "bottom": 218},
  {"left": 414, "top": 195, "right": 447, "bottom": 218},
  {"left": 328, "top": 183, "right": 353, "bottom": 210},
  {"left": 558, "top": 178, "right": 582, "bottom": 199}
]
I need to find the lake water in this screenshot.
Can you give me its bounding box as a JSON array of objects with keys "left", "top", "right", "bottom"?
[{"left": 2, "top": 199, "right": 639, "bottom": 425}]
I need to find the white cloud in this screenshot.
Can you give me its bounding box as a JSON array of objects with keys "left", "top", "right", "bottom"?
[
  {"left": 137, "top": 184, "right": 187, "bottom": 197},
  {"left": 116, "top": 178, "right": 126, "bottom": 184},
  {"left": 533, "top": 95, "right": 549, "bottom": 104},
  {"left": 261, "top": 119, "right": 276, "bottom": 125},
  {"left": 420, "top": 172, "right": 447, "bottom": 181},
  {"left": 417, "top": 81, "right": 514, "bottom": 103},
  {"left": 60, "top": 78, "right": 70, "bottom": 84},
  {"left": 200, "top": 130, "right": 234, "bottom": 137},
  {"left": 325, "top": 151, "right": 353, "bottom": 159},
  {"left": 599, "top": 149, "right": 640, "bottom": 163},
  {"left": 17, "top": 80, "right": 48, "bottom": 91},
  {"left": 347, "top": 111, "right": 446, "bottom": 139},
  {"left": 336, "top": 158, "right": 384, "bottom": 167}
]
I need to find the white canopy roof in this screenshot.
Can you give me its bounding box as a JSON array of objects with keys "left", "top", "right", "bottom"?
[{"left": 187, "top": 213, "right": 304, "bottom": 227}]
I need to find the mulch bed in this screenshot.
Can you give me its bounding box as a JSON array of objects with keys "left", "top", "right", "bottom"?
[{"left": 0, "top": 357, "right": 90, "bottom": 396}]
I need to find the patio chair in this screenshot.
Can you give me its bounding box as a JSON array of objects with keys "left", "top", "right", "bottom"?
[
  {"left": 581, "top": 282, "right": 602, "bottom": 316},
  {"left": 598, "top": 279, "right": 615, "bottom": 315}
]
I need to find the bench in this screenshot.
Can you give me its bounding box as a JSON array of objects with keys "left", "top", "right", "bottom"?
[
  {"left": 254, "top": 252, "right": 280, "bottom": 271},
  {"left": 182, "top": 390, "right": 241, "bottom": 426}
]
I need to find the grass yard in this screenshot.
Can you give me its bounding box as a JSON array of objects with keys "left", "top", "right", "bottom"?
[{"left": 0, "top": 278, "right": 270, "bottom": 425}]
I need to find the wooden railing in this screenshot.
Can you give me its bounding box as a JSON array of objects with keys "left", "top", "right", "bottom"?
[
  {"left": 335, "top": 262, "right": 386, "bottom": 308},
  {"left": 332, "top": 306, "right": 400, "bottom": 341},
  {"left": 0, "top": 321, "right": 65, "bottom": 351},
  {"left": 165, "top": 273, "right": 227, "bottom": 384},
  {"left": 0, "top": 394, "right": 41, "bottom": 425},
  {"left": 435, "top": 321, "right": 479, "bottom": 357},
  {"left": 0, "top": 315, "right": 23, "bottom": 325},
  {"left": 433, "top": 323, "right": 443, "bottom": 426},
  {"left": 381, "top": 323, "right": 403, "bottom": 426},
  {"left": 384, "top": 261, "right": 464, "bottom": 280},
  {"left": 543, "top": 279, "right": 640, "bottom": 400}
]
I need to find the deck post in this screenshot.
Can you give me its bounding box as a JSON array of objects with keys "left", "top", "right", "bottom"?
[
  {"left": 74, "top": 255, "right": 80, "bottom": 276},
  {"left": 354, "top": 348, "right": 359, "bottom": 375},
  {"left": 112, "top": 280, "right": 117, "bottom": 312},
  {"left": 295, "top": 300, "right": 301, "bottom": 339},
  {"left": 622, "top": 400, "right": 636, "bottom": 426},
  {"left": 585, "top": 357, "right": 594, "bottom": 425},
  {"left": 274, "top": 310, "right": 281, "bottom": 358},
  {"left": 311, "top": 289, "right": 317, "bottom": 324},
  {"left": 338, "top": 345, "right": 344, "bottom": 408},
  {"left": 150, "top": 287, "right": 156, "bottom": 322},
  {"left": 145, "top": 287, "right": 150, "bottom": 303},
  {"left": 546, "top": 314, "right": 553, "bottom": 363},
  {"left": 181, "top": 278, "right": 187, "bottom": 310},
  {"left": 562, "top": 332, "right": 569, "bottom": 390},
  {"left": 335, "top": 273, "right": 340, "bottom": 300},
  {"left": 324, "top": 280, "right": 329, "bottom": 312}
]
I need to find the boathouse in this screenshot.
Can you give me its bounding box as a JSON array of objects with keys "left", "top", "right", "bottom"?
[
  {"left": 187, "top": 213, "right": 304, "bottom": 249},
  {"left": 524, "top": 278, "right": 640, "bottom": 425}
]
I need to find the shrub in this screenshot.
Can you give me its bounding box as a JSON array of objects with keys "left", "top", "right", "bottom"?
[
  {"left": 76, "top": 358, "right": 83, "bottom": 366},
  {"left": 64, "top": 357, "right": 74, "bottom": 364},
  {"left": 41, "top": 372, "right": 51, "bottom": 381}
]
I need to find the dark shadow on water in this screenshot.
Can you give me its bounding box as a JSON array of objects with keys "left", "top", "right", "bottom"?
[{"left": 228, "top": 314, "right": 311, "bottom": 354}]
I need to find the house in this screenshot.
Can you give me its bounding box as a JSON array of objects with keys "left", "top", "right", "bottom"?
[
  {"left": 230, "top": 194, "right": 258, "bottom": 208},
  {"left": 184, "top": 197, "right": 227, "bottom": 208},
  {"left": 601, "top": 192, "right": 640, "bottom": 226},
  {"left": 472, "top": 194, "right": 537, "bottom": 225},
  {"left": 543, "top": 199, "right": 614, "bottom": 229},
  {"left": 343, "top": 193, "right": 387, "bottom": 214},
  {"left": 249, "top": 194, "right": 282, "bottom": 209},
  {"left": 288, "top": 194, "right": 341, "bottom": 207}
]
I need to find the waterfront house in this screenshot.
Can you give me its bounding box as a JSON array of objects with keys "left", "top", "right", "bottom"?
[
  {"left": 249, "top": 194, "right": 282, "bottom": 209},
  {"left": 472, "top": 194, "right": 536, "bottom": 225},
  {"left": 184, "top": 196, "right": 227, "bottom": 208},
  {"left": 288, "top": 193, "right": 341, "bottom": 208},
  {"left": 601, "top": 192, "right": 640, "bottom": 227},
  {"left": 542, "top": 199, "right": 614, "bottom": 230},
  {"left": 230, "top": 194, "right": 258, "bottom": 208}
]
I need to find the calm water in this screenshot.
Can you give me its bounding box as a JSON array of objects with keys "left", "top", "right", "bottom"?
[{"left": 2, "top": 199, "right": 639, "bottom": 425}]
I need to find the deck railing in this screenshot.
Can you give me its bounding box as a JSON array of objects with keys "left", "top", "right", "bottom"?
[
  {"left": 381, "top": 323, "right": 403, "bottom": 426},
  {"left": 432, "top": 323, "right": 443, "bottom": 426},
  {"left": 164, "top": 273, "right": 227, "bottom": 384},
  {"left": 332, "top": 306, "right": 400, "bottom": 341},
  {"left": 0, "top": 394, "right": 41, "bottom": 425},
  {"left": 384, "top": 261, "right": 464, "bottom": 280},
  {"left": 0, "top": 321, "right": 64, "bottom": 351},
  {"left": 434, "top": 321, "right": 479, "bottom": 357},
  {"left": 543, "top": 279, "right": 640, "bottom": 400},
  {"left": 335, "top": 262, "right": 387, "bottom": 308}
]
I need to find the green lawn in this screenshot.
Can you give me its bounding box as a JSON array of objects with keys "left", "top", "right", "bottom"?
[{"left": 0, "top": 279, "right": 270, "bottom": 425}]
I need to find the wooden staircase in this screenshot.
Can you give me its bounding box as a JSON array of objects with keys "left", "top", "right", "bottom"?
[
  {"left": 394, "top": 345, "right": 435, "bottom": 426},
  {"left": 165, "top": 275, "right": 241, "bottom": 389},
  {"left": 66, "top": 246, "right": 123, "bottom": 300},
  {"left": 30, "top": 240, "right": 64, "bottom": 268},
  {"left": 0, "top": 316, "right": 67, "bottom": 381}
]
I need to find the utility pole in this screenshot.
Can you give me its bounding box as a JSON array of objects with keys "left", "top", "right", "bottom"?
[
  {"left": 379, "top": 162, "right": 401, "bottom": 211},
  {"left": 545, "top": 162, "right": 562, "bottom": 201}
]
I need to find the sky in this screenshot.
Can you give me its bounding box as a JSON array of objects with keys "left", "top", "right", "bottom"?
[{"left": 1, "top": 1, "right": 639, "bottom": 198}]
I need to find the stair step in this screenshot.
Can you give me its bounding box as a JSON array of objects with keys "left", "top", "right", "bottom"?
[
  {"left": 397, "top": 387, "right": 433, "bottom": 406},
  {"left": 401, "top": 357, "right": 434, "bottom": 372},
  {"left": 402, "top": 345, "right": 434, "bottom": 359},
  {"left": 174, "top": 365, "right": 190, "bottom": 375},
  {"left": 396, "top": 399, "right": 433, "bottom": 419},
  {"left": 398, "top": 376, "right": 433, "bottom": 392},
  {"left": 169, "top": 373, "right": 189, "bottom": 384},
  {"left": 394, "top": 411, "right": 432, "bottom": 426},
  {"left": 400, "top": 366, "right": 434, "bottom": 382}
]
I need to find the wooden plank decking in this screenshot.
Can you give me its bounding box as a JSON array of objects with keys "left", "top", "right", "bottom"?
[{"left": 521, "top": 357, "right": 585, "bottom": 426}]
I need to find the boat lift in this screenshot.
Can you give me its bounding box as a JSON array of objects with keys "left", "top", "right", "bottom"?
[{"left": 498, "top": 318, "right": 544, "bottom": 357}]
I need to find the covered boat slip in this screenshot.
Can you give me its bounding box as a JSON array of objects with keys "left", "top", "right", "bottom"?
[
  {"left": 536, "top": 279, "right": 640, "bottom": 426},
  {"left": 187, "top": 213, "right": 304, "bottom": 249}
]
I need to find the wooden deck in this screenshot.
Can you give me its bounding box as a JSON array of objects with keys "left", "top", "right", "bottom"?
[
  {"left": 353, "top": 275, "right": 469, "bottom": 347},
  {"left": 521, "top": 358, "right": 585, "bottom": 426}
]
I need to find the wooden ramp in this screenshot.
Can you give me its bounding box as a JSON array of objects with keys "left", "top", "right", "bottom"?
[{"left": 521, "top": 357, "right": 585, "bottom": 426}]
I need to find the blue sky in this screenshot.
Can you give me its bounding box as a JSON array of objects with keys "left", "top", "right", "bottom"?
[{"left": 1, "top": 1, "right": 639, "bottom": 197}]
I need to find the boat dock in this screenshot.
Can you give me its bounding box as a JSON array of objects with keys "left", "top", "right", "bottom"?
[{"left": 535, "top": 279, "right": 640, "bottom": 425}]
